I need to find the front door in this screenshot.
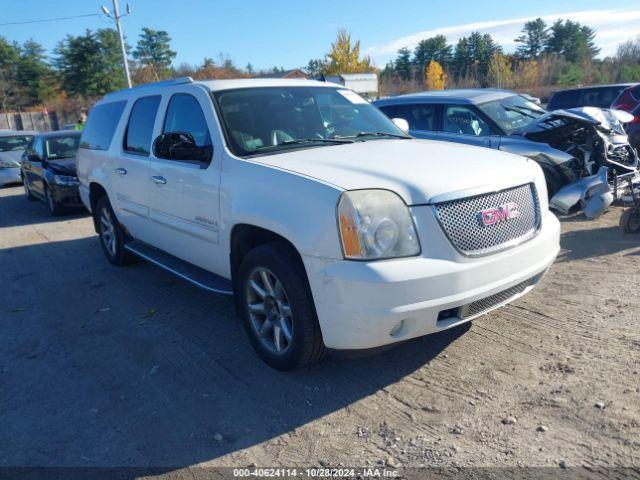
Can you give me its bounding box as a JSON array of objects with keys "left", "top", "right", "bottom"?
[
  {"left": 438, "top": 104, "right": 500, "bottom": 148},
  {"left": 23, "top": 137, "right": 46, "bottom": 196},
  {"left": 146, "top": 87, "right": 223, "bottom": 274}
]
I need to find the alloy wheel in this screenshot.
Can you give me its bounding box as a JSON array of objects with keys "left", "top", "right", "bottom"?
[
  {"left": 99, "top": 206, "right": 118, "bottom": 258},
  {"left": 246, "top": 267, "right": 294, "bottom": 354}
]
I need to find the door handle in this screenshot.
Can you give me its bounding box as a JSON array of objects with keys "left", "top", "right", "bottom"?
[
  {"left": 114, "top": 167, "right": 127, "bottom": 175},
  {"left": 151, "top": 175, "right": 167, "bottom": 185}
]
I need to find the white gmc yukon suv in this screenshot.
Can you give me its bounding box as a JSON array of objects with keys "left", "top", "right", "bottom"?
[{"left": 77, "top": 77, "right": 560, "bottom": 370}]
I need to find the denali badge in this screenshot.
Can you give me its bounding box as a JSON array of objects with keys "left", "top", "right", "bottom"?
[{"left": 478, "top": 202, "right": 520, "bottom": 226}]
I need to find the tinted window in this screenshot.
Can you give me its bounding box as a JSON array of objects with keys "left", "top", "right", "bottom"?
[
  {"left": 45, "top": 135, "right": 80, "bottom": 160},
  {"left": 548, "top": 90, "right": 580, "bottom": 110},
  {"left": 124, "top": 95, "right": 161, "bottom": 155},
  {"left": 80, "top": 101, "right": 127, "bottom": 150},
  {"left": 31, "top": 137, "right": 44, "bottom": 159},
  {"left": 443, "top": 105, "right": 492, "bottom": 136},
  {"left": 163, "top": 94, "right": 211, "bottom": 147},
  {"left": 0, "top": 135, "right": 33, "bottom": 152},
  {"left": 378, "top": 104, "right": 438, "bottom": 131},
  {"left": 582, "top": 87, "right": 624, "bottom": 108}
]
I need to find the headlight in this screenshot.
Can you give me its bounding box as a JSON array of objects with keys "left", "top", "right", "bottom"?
[
  {"left": 53, "top": 175, "right": 80, "bottom": 186},
  {"left": 0, "top": 159, "right": 18, "bottom": 169},
  {"left": 337, "top": 189, "right": 420, "bottom": 260}
]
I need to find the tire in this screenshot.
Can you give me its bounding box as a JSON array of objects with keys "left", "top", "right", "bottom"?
[
  {"left": 44, "top": 184, "right": 64, "bottom": 216},
  {"left": 620, "top": 205, "right": 640, "bottom": 234},
  {"left": 23, "top": 175, "right": 36, "bottom": 201},
  {"left": 94, "top": 195, "right": 136, "bottom": 266},
  {"left": 237, "top": 241, "right": 326, "bottom": 370}
]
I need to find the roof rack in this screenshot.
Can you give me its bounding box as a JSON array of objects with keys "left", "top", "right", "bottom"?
[{"left": 104, "top": 76, "right": 194, "bottom": 98}]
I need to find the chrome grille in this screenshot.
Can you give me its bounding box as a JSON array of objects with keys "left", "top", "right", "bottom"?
[
  {"left": 458, "top": 280, "right": 530, "bottom": 320},
  {"left": 433, "top": 183, "right": 541, "bottom": 256}
]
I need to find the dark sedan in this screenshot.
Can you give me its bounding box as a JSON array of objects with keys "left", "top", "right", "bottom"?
[{"left": 21, "top": 131, "right": 83, "bottom": 215}]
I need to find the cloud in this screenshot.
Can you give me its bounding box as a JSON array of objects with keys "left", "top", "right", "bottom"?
[{"left": 363, "top": 8, "right": 640, "bottom": 63}]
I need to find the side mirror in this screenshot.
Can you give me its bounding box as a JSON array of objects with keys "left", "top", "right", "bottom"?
[
  {"left": 27, "top": 153, "right": 41, "bottom": 163},
  {"left": 392, "top": 118, "right": 410, "bottom": 133},
  {"left": 152, "top": 131, "right": 212, "bottom": 163}
]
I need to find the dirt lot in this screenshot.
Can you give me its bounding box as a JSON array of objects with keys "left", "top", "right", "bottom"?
[{"left": 1, "top": 184, "right": 639, "bottom": 474}]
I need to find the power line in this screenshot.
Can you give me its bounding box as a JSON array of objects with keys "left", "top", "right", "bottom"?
[{"left": 0, "top": 13, "right": 101, "bottom": 27}]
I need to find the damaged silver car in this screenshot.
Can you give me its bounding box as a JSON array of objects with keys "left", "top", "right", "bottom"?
[{"left": 375, "top": 89, "right": 638, "bottom": 218}]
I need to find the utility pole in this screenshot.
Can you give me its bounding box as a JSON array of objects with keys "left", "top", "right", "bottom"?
[{"left": 101, "top": 0, "right": 132, "bottom": 88}]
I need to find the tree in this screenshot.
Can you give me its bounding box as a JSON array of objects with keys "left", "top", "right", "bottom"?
[
  {"left": 453, "top": 32, "right": 501, "bottom": 86},
  {"left": 413, "top": 35, "right": 452, "bottom": 78},
  {"left": 515, "top": 18, "right": 548, "bottom": 59},
  {"left": 16, "top": 40, "right": 55, "bottom": 106},
  {"left": 303, "top": 58, "right": 327, "bottom": 77},
  {"left": 487, "top": 52, "right": 513, "bottom": 88},
  {"left": 0, "top": 36, "right": 21, "bottom": 110},
  {"left": 324, "top": 29, "right": 374, "bottom": 75},
  {"left": 394, "top": 47, "right": 412, "bottom": 81},
  {"left": 513, "top": 59, "right": 538, "bottom": 88},
  {"left": 133, "top": 28, "right": 176, "bottom": 80},
  {"left": 53, "top": 29, "right": 126, "bottom": 97},
  {"left": 545, "top": 20, "right": 599, "bottom": 63},
  {"left": 425, "top": 60, "right": 446, "bottom": 90}
]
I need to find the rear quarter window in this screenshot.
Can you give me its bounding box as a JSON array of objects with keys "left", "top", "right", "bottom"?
[{"left": 80, "top": 100, "right": 127, "bottom": 150}]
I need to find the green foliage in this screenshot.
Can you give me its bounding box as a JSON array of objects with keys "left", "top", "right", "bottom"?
[
  {"left": 545, "top": 20, "right": 599, "bottom": 63},
  {"left": 452, "top": 31, "right": 502, "bottom": 86},
  {"left": 394, "top": 47, "right": 412, "bottom": 80},
  {"left": 54, "top": 29, "right": 126, "bottom": 98},
  {"left": 16, "top": 40, "right": 56, "bottom": 106},
  {"left": 133, "top": 27, "right": 176, "bottom": 78},
  {"left": 323, "top": 29, "right": 374, "bottom": 75},
  {"left": 413, "top": 35, "right": 452, "bottom": 77},
  {"left": 0, "top": 36, "right": 21, "bottom": 110},
  {"left": 515, "top": 18, "right": 548, "bottom": 59},
  {"left": 554, "top": 62, "right": 584, "bottom": 85},
  {"left": 619, "top": 65, "right": 640, "bottom": 82}
]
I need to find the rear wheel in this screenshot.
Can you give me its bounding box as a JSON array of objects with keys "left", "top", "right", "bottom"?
[
  {"left": 237, "top": 242, "right": 326, "bottom": 370},
  {"left": 23, "top": 175, "right": 36, "bottom": 201},
  {"left": 95, "top": 195, "right": 136, "bottom": 266},
  {"left": 620, "top": 205, "right": 640, "bottom": 234},
  {"left": 44, "top": 184, "right": 64, "bottom": 216}
]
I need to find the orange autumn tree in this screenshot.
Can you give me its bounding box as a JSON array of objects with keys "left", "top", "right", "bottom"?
[{"left": 425, "top": 60, "right": 446, "bottom": 90}]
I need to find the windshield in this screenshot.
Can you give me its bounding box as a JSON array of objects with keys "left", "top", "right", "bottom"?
[
  {"left": 477, "top": 95, "right": 546, "bottom": 134},
  {"left": 0, "top": 135, "right": 33, "bottom": 152},
  {"left": 212, "top": 87, "right": 406, "bottom": 157},
  {"left": 45, "top": 135, "right": 80, "bottom": 160}
]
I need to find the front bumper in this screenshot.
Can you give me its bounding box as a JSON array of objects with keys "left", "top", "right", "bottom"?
[
  {"left": 0, "top": 167, "right": 21, "bottom": 187},
  {"left": 304, "top": 211, "right": 560, "bottom": 350},
  {"left": 51, "top": 183, "right": 83, "bottom": 208}
]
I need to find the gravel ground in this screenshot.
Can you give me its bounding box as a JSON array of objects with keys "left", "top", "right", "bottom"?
[{"left": 1, "top": 184, "right": 639, "bottom": 475}]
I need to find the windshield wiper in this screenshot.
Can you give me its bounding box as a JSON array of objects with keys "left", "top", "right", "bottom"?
[
  {"left": 338, "top": 132, "right": 411, "bottom": 140},
  {"left": 503, "top": 105, "right": 542, "bottom": 119},
  {"left": 280, "top": 138, "right": 354, "bottom": 145}
]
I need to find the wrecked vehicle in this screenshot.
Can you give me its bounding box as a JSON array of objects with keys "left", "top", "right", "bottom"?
[{"left": 374, "top": 89, "right": 638, "bottom": 218}]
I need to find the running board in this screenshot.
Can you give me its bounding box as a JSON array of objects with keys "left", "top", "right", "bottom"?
[{"left": 124, "top": 240, "right": 234, "bottom": 295}]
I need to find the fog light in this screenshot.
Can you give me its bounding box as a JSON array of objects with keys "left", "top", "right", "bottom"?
[{"left": 389, "top": 319, "right": 406, "bottom": 337}]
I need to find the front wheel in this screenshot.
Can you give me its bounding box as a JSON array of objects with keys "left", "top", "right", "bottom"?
[
  {"left": 237, "top": 242, "right": 326, "bottom": 371},
  {"left": 95, "top": 195, "right": 136, "bottom": 266},
  {"left": 620, "top": 205, "right": 640, "bottom": 234},
  {"left": 45, "top": 184, "right": 64, "bottom": 216},
  {"left": 23, "top": 176, "right": 36, "bottom": 201}
]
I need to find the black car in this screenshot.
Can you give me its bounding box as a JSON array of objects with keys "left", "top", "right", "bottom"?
[
  {"left": 547, "top": 83, "right": 637, "bottom": 111},
  {"left": 21, "top": 131, "right": 83, "bottom": 215}
]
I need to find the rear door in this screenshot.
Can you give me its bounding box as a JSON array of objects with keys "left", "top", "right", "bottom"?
[
  {"left": 145, "top": 86, "right": 223, "bottom": 273},
  {"left": 109, "top": 95, "right": 161, "bottom": 240},
  {"left": 378, "top": 102, "right": 442, "bottom": 140}
]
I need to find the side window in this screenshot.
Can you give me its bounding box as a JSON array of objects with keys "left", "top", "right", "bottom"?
[
  {"left": 124, "top": 95, "right": 161, "bottom": 155},
  {"left": 443, "top": 106, "right": 492, "bottom": 136},
  {"left": 163, "top": 93, "right": 212, "bottom": 147},
  {"left": 33, "top": 137, "right": 44, "bottom": 159},
  {"left": 80, "top": 100, "right": 127, "bottom": 150},
  {"left": 379, "top": 104, "right": 438, "bottom": 131},
  {"left": 549, "top": 90, "right": 580, "bottom": 110}
]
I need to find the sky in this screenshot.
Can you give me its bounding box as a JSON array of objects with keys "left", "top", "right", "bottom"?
[{"left": 1, "top": 0, "right": 640, "bottom": 71}]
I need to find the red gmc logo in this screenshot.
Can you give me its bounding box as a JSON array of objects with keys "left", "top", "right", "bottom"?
[{"left": 478, "top": 202, "right": 520, "bottom": 226}]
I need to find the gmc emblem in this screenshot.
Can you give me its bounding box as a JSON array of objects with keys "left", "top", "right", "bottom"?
[{"left": 478, "top": 202, "right": 520, "bottom": 226}]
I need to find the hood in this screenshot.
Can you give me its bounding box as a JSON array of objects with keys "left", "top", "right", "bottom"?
[
  {"left": 256, "top": 139, "right": 539, "bottom": 205},
  {"left": 519, "top": 107, "right": 627, "bottom": 139},
  {"left": 47, "top": 158, "right": 77, "bottom": 176},
  {"left": 0, "top": 150, "right": 23, "bottom": 166}
]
